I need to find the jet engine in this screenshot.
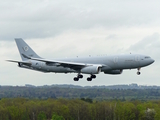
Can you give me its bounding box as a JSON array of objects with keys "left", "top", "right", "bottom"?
[
  {"left": 104, "top": 70, "right": 123, "bottom": 75},
  {"left": 81, "top": 66, "right": 101, "bottom": 74}
]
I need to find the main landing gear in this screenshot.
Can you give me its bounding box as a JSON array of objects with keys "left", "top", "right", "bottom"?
[
  {"left": 73, "top": 74, "right": 83, "bottom": 81},
  {"left": 87, "top": 75, "right": 96, "bottom": 81},
  {"left": 137, "top": 68, "right": 141, "bottom": 75},
  {"left": 73, "top": 74, "right": 96, "bottom": 81}
]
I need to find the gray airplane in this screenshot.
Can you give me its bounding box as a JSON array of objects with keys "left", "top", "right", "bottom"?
[{"left": 7, "top": 38, "right": 155, "bottom": 81}]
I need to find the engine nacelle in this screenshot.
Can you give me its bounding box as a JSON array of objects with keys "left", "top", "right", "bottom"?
[
  {"left": 81, "top": 66, "right": 101, "bottom": 74},
  {"left": 104, "top": 70, "right": 123, "bottom": 75}
]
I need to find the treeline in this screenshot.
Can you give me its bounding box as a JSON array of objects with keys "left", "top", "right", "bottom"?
[
  {"left": 0, "top": 98, "right": 160, "bottom": 120},
  {"left": 1, "top": 86, "right": 160, "bottom": 100}
]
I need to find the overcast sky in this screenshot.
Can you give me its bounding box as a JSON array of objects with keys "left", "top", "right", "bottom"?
[{"left": 0, "top": 0, "right": 160, "bottom": 86}]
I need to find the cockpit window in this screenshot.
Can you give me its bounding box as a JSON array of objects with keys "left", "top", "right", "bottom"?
[{"left": 145, "top": 56, "right": 150, "bottom": 59}]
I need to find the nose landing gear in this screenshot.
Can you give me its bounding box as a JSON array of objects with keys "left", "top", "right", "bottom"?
[{"left": 137, "top": 68, "right": 141, "bottom": 75}]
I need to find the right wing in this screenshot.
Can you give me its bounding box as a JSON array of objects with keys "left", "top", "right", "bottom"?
[
  {"left": 22, "top": 54, "right": 104, "bottom": 71},
  {"left": 8, "top": 53, "right": 105, "bottom": 72},
  {"left": 30, "top": 57, "right": 89, "bottom": 70},
  {"left": 21, "top": 53, "right": 94, "bottom": 70}
]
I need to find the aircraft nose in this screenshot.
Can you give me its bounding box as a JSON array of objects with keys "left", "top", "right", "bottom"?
[{"left": 151, "top": 59, "right": 155, "bottom": 64}]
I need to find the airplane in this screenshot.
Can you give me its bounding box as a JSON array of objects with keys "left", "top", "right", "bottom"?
[{"left": 7, "top": 38, "right": 155, "bottom": 81}]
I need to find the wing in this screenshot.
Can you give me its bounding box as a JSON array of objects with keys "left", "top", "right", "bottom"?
[
  {"left": 30, "top": 57, "right": 89, "bottom": 70},
  {"left": 21, "top": 54, "right": 104, "bottom": 71}
]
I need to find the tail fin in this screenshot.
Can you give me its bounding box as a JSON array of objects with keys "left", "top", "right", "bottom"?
[{"left": 15, "top": 38, "right": 41, "bottom": 61}]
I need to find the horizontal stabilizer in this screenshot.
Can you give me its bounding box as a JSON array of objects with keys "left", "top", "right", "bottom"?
[{"left": 6, "top": 60, "right": 32, "bottom": 66}]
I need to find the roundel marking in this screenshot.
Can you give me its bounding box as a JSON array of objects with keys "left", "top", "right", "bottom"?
[{"left": 23, "top": 46, "right": 29, "bottom": 51}]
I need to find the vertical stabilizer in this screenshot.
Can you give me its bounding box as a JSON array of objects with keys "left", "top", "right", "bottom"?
[{"left": 15, "top": 38, "right": 41, "bottom": 61}]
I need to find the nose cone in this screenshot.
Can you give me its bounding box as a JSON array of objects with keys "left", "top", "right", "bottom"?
[
  {"left": 139, "top": 57, "right": 155, "bottom": 67},
  {"left": 151, "top": 59, "right": 155, "bottom": 64},
  {"left": 147, "top": 58, "right": 155, "bottom": 66}
]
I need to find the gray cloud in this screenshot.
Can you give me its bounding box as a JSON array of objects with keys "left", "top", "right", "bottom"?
[
  {"left": 1, "top": 0, "right": 160, "bottom": 40},
  {"left": 128, "top": 33, "right": 160, "bottom": 53}
]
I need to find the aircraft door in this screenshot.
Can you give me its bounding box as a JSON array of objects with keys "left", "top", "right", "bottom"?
[
  {"left": 135, "top": 56, "right": 140, "bottom": 65},
  {"left": 113, "top": 57, "right": 119, "bottom": 67},
  {"left": 135, "top": 56, "right": 139, "bottom": 62},
  {"left": 134, "top": 55, "right": 140, "bottom": 66}
]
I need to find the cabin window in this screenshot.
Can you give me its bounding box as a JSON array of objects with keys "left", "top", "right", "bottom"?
[{"left": 145, "top": 56, "right": 150, "bottom": 59}]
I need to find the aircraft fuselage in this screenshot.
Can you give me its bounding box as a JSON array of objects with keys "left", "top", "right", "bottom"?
[{"left": 21, "top": 54, "right": 154, "bottom": 74}]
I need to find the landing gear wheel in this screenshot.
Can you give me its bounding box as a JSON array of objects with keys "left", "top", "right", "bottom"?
[
  {"left": 91, "top": 75, "right": 96, "bottom": 79},
  {"left": 137, "top": 71, "right": 141, "bottom": 75},
  {"left": 74, "top": 77, "right": 79, "bottom": 81},
  {"left": 137, "top": 68, "right": 141, "bottom": 75},
  {"left": 78, "top": 74, "right": 83, "bottom": 78},
  {"left": 87, "top": 77, "right": 92, "bottom": 81}
]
